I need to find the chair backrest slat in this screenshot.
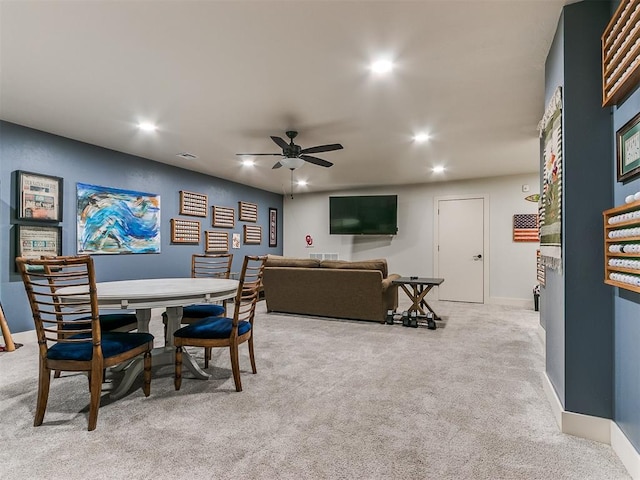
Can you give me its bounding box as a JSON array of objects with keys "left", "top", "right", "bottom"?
[
  {"left": 192, "top": 254, "right": 233, "bottom": 279},
  {"left": 231, "top": 255, "right": 266, "bottom": 327},
  {"left": 16, "top": 255, "right": 103, "bottom": 353}
]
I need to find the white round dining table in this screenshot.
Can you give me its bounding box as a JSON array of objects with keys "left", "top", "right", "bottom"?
[{"left": 60, "top": 277, "right": 239, "bottom": 399}]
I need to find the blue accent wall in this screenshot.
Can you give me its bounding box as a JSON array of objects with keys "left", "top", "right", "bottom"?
[
  {"left": 0, "top": 121, "right": 283, "bottom": 333},
  {"left": 612, "top": 55, "right": 640, "bottom": 452},
  {"left": 542, "top": 1, "right": 614, "bottom": 419}
]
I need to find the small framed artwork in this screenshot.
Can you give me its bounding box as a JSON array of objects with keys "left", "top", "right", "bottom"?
[
  {"left": 16, "top": 224, "right": 62, "bottom": 261},
  {"left": 232, "top": 233, "right": 241, "bottom": 249},
  {"left": 239, "top": 201, "right": 258, "bottom": 222},
  {"left": 179, "top": 190, "right": 208, "bottom": 217},
  {"left": 269, "top": 207, "right": 278, "bottom": 247},
  {"left": 617, "top": 111, "right": 640, "bottom": 182},
  {"left": 16, "top": 170, "right": 63, "bottom": 222}
]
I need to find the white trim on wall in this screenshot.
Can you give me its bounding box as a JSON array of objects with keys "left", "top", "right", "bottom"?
[{"left": 543, "top": 372, "right": 640, "bottom": 480}]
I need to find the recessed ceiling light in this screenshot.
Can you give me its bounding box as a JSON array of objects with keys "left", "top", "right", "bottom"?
[
  {"left": 296, "top": 180, "right": 308, "bottom": 187},
  {"left": 138, "top": 122, "right": 157, "bottom": 132},
  {"left": 413, "top": 132, "right": 430, "bottom": 143},
  {"left": 242, "top": 158, "right": 255, "bottom": 167},
  {"left": 432, "top": 165, "right": 445, "bottom": 174},
  {"left": 370, "top": 59, "right": 394, "bottom": 74}
]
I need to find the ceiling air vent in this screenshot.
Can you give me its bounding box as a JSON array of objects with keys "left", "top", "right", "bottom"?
[{"left": 176, "top": 152, "right": 198, "bottom": 160}]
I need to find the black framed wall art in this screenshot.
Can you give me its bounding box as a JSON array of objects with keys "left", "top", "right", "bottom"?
[{"left": 16, "top": 170, "right": 63, "bottom": 222}]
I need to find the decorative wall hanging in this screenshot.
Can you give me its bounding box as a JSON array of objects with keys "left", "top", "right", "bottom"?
[
  {"left": 76, "top": 183, "right": 161, "bottom": 254},
  {"left": 16, "top": 224, "right": 62, "bottom": 261},
  {"left": 170, "top": 218, "right": 201, "bottom": 244},
  {"left": 179, "top": 190, "right": 208, "bottom": 217},
  {"left": 205, "top": 231, "right": 229, "bottom": 253},
  {"left": 239, "top": 201, "right": 258, "bottom": 222},
  {"left": 617, "top": 111, "right": 640, "bottom": 182},
  {"left": 512, "top": 214, "right": 539, "bottom": 242},
  {"left": 232, "top": 233, "right": 241, "bottom": 249},
  {"left": 269, "top": 207, "right": 278, "bottom": 247},
  {"left": 16, "top": 170, "right": 63, "bottom": 222},
  {"left": 524, "top": 193, "right": 540, "bottom": 203},
  {"left": 602, "top": 0, "right": 640, "bottom": 107},
  {"left": 243, "top": 225, "right": 262, "bottom": 244},
  {"left": 537, "top": 86, "right": 563, "bottom": 270},
  {"left": 212, "top": 206, "right": 235, "bottom": 228}
]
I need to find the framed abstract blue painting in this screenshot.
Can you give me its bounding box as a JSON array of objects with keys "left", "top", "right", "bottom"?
[{"left": 77, "top": 183, "right": 161, "bottom": 254}]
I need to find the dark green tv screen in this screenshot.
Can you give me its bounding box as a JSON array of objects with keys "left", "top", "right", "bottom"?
[{"left": 329, "top": 195, "right": 398, "bottom": 235}]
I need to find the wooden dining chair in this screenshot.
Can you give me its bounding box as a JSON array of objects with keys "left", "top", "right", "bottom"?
[
  {"left": 174, "top": 255, "right": 266, "bottom": 392},
  {"left": 15, "top": 255, "right": 154, "bottom": 431},
  {"left": 163, "top": 253, "right": 233, "bottom": 364}
]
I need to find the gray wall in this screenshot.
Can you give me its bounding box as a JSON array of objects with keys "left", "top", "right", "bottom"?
[
  {"left": 542, "top": 1, "right": 613, "bottom": 419},
  {"left": 282, "top": 174, "right": 541, "bottom": 306},
  {"left": 0, "top": 121, "right": 283, "bottom": 333}
]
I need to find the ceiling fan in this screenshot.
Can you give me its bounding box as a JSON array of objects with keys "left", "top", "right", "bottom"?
[{"left": 236, "top": 130, "right": 343, "bottom": 169}]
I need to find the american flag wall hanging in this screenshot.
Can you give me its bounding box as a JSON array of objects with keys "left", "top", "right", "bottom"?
[{"left": 513, "top": 214, "right": 539, "bottom": 242}]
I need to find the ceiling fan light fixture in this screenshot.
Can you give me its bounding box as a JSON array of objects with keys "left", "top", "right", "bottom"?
[{"left": 280, "top": 157, "right": 305, "bottom": 170}]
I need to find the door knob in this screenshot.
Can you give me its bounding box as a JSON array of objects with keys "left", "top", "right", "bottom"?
[{"left": 473, "top": 254, "right": 483, "bottom": 260}]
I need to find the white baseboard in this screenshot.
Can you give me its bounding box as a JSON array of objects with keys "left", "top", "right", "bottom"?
[
  {"left": 543, "top": 372, "right": 640, "bottom": 480},
  {"left": 486, "top": 296, "right": 532, "bottom": 308},
  {"left": 612, "top": 422, "right": 640, "bottom": 480}
]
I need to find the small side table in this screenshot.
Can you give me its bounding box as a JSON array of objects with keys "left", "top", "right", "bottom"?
[{"left": 392, "top": 277, "right": 444, "bottom": 329}]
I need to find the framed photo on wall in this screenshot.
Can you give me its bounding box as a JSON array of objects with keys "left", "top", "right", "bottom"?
[
  {"left": 16, "top": 224, "right": 62, "bottom": 260},
  {"left": 269, "top": 207, "right": 278, "bottom": 247},
  {"left": 16, "top": 170, "right": 63, "bottom": 222},
  {"left": 617, "top": 111, "right": 640, "bottom": 182}
]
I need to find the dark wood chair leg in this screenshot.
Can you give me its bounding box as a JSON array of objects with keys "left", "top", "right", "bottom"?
[
  {"left": 204, "top": 347, "right": 211, "bottom": 368},
  {"left": 175, "top": 346, "right": 183, "bottom": 391},
  {"left": 87, "top": 364, "right": 103, "bottom": 431},
  {"left": 143, "top": 351, "right": 151, "bottom": 397},
  {"left": 229, "top": 343, "right": 242, "bottom": 392},
  {"left": 34, "top": 363, "right": 51, "bottom": 427},
  {"left": 248, "top": 336, "right": 257, "bottom": 374}
]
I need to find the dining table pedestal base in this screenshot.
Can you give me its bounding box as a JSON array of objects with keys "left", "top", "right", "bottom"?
[{"left": 109, "top": 305, "right": 211, "bottom": 399}]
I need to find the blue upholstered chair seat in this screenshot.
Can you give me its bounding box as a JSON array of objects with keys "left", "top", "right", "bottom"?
[
  {"left": 174, "top": 317, "right": 251, "bottom": 339},
  {"left": 47, "top": 332, "right": 154, "bottom": 361},
  {"left": 182, "top": 303, "right": 226, "bottom": 318}
]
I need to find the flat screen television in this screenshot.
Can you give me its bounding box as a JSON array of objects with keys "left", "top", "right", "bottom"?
[{"left": 329, "top": 195, "right": 398, "bottom": 235}]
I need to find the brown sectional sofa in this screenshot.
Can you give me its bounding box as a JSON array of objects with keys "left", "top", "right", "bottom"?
[{"left": 262, "top": 255, "right": 400, "bottom": 322}]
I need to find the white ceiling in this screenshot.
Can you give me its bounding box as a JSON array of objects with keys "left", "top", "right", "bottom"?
[{"left": 0, "top": 1, "right": 571, "bottom": 195}]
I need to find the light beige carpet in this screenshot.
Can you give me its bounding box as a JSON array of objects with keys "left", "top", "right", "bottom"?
[{"left": 0, "top": 299, "right": 631, "bottom": 479}]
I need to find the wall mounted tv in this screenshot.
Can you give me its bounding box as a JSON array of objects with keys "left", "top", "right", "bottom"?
[{"left": 329, "top": 195, "right": 398, "bottom": 235}]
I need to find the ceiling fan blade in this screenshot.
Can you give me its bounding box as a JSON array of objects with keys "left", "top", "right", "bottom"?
[
  {"left": 272, "top": 161, "right": 283, "bottom": 169},
  {"left": 235, "top": 153, "right": 281, "bottom": 156},
  {"left": 300, "top": 143, "right": 343, "bottom": 155},
  {"left": 300, "top": 154, "right": 333, "bottom": 168},
  {"left": 270, "top": 136, "right": 289, "bottom": 150}
]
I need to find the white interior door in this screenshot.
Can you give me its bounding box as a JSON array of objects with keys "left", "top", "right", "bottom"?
[{"left": 437, "top": 197, "right": 484, "bottom": 303}]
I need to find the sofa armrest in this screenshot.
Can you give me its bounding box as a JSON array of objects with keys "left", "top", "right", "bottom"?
[{"left": 381, "top": 273, "right": 401, "bottom": 292}]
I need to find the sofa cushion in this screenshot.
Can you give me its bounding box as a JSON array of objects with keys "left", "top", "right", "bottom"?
[
  {"left": 266, "top": 255, "right": 320, "bottom": 268},
  {"left": 320, "top": 259, "right": 388, "bottom": 278}
]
